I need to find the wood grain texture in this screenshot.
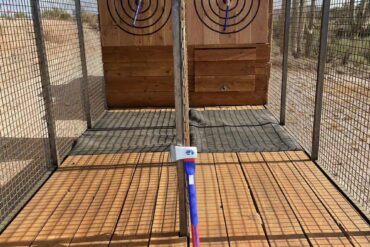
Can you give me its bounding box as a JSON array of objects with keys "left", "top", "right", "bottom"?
[
  {"left": 104, "top": 45, "right": 270, "bottom": 107},
  {"left": 262, "top": 152, "right": 353, "bottom": 246},
  {"left": 238, "top": 152, "right": 311, "bottom": 246},
  {"left": 99, "top": 1, "right": 271, "bottom": 47},
  {"left": 186, "top": 1, "right": 270, "bottom": 45},
  {"left": 212, "top": 153, "right": 269, "bottom": 246},
  {"left": 1, "top": 150, "right": 368, "bottom": 246},
  {"left": 195, "top": 75, "right": 255, "bottom": 92},
  {"left": 99, "top": 0, "right": 173, "bottom": 47},
  {"left": 99, "top": 0, "right": 271, "bottom": 107},
  {"left": 196, "top": 153, "right": 229, "bottom": 246},
  {"left": 194, "top": 48, "right": 257, "bottom": 61}
]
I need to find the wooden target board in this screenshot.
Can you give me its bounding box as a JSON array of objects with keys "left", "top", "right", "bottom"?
[
  {"left": 187, "top": 0, "right": 270, "bottom": 45},
  {"left": 100, "top": 0, "right": 173, "bottom": 46},
  {"left": 99, "top": 0, "right": 272, "bottom": 108}
]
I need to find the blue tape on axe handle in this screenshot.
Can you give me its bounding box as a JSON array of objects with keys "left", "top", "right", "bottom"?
[{"left": 185, "top": 159, "right": 200, "bottom": 246}]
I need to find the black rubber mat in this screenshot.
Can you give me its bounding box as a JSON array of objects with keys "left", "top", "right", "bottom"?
[
  {"left": 70, "top": 128, "right": 176, "bottom": 155},
  {"left": 70, "top": 109, "right": 301, "bottom": 155},
  {"left": 189, "top": 109, "right": 301, "bottom": 152},
  {"left": 94, "top": 110, "right": 175, "bottom": 129}
]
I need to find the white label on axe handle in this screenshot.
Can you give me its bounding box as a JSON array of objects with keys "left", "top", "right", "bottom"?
[
  {"left": 188, "top": 175, "right": 195, "bottom": 185},
  {"left": 170, "top": 146, "right": 198, "bottom": 162}
]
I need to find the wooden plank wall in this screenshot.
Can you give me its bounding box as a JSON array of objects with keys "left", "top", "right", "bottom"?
[{"left": 99, "top": 0, "right": 271, "bottom": 108}]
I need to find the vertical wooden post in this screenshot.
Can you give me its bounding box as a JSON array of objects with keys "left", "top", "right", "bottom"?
[
  {"left": 75, "top": 0, "right": 92, "bottom": 128},
  {"left": 172, "top": 0, "right": 190, "bottom": 237},
  {"left": 31, "top": 0, "right": 58, "bottom": 167},
  {"left": 311, "top": 0, "right": 331, "bottom": 161}
]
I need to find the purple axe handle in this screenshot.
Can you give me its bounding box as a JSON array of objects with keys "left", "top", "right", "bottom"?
[
  {"left": 223, "top": 0, "right": 231, "bottom": 32},
  {"left": 133, "top": 0, "right": 143, "bottom": 26},
  {"left": 185, "top": 159, "right": 200, "bottom": 247}
]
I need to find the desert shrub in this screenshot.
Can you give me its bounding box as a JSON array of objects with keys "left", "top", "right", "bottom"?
[
  {"left": 81, "top": 11, "right": 99, "bottom": 30},
  {"left": 42, "top": 8, "right": 71, "bottom": 20},
  {"left": 0, "top": 14, "right": 14, "bottom": 20},
  {"left": 43, "top": 29, "right": 63, "bottom": 44},
  {"left": 14, "top": 12, "right": 27, "bottom": 19},
  {"left": 327, "top": 37, "right": 370, "bottom": 66}
]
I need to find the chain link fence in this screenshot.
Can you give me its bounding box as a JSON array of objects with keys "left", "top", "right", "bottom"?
[
  {"left": 0, "top": 0, "right": 105, "bottom": 230},
  {"left": 0, "top": 0, "right": 52, "bottom": 229},
  {"left": 319, "top": 0, "right": 370, "bottom": 213},
  {"left": 268, "top": 0, "right": 370, "bottom": 214},
  {"left": 285, "top": 0, "right": 322, "bottom": 153},
  {"left": 81, "top": 0, "right": 106, "bottom": 123},
  {"left": 40, "top": 0, "right": 87, "bottom": 161}
]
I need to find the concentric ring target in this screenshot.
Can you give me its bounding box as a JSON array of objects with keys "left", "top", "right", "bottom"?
[
  {"left": 194, "top": 0, "right": 261, "bottom": 34},
  {"left": 107, "top": 0, "right": 172, "bottom": 36}
]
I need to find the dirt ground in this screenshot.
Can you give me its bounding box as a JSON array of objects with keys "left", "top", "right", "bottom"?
[
  {"left": 268, "top": 43, "right": 370, "bottom": 213},
  {"left": 0, "top": 18, "right": 105, "bottom": 223}
]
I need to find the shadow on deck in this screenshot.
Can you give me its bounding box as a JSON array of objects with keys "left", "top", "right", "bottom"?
[{"left": 0, "top": 107, "right": 369, "bottom": 246}]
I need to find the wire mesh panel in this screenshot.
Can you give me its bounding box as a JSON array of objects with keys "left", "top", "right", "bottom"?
[
  {"left": 267, "top": 0, "right": 285, "bottom": 118},
  {"left": 318, "top": 0, "right": 370, "bottom": 213},
  {"left": 0, "top": 0, "right": 52, "bottom": 228},
  {"left": 284, "top": 0, "right": 322, "bottom": 152},
  {"left": 39, "top": 0, "right": 87, "bottom": 161},
  {"left": 81, "top": 0, "right": 106, "bottom": 124}
]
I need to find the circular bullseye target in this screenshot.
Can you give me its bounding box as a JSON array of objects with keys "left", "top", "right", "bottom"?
[
  {"left": 107, "top": 0, "right": 172, "bottom": 36},
  {"left": 194, "top": 0, "right": 261, "bottom": 34}
]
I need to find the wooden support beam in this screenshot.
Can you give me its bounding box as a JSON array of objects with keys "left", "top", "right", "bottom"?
[{"left": 172, "top": 0, "right": 190, "bottom": 237}]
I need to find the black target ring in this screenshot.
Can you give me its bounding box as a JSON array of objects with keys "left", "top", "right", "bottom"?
[
  {"left": 112, "top": 0, "right": 165, "bottom": 30},
  {"left": 215, "top": 0, "right": 239, "bottom": 12},
  {"left": 194, "top": 0, "right": 261, "bottom": 34},
  {"left": 209, "top": 0, "right": 249, "bottom": 20},
  {"left": 127, "top": 0, "right": 151, "bottom": 15},
  {"left": 107, "top": 0, "right": 172, "bottom": 36},
  {"left": 202, "top": 0, "right": 252, "bottom": 26},
  {"left": 121, "top": 0, "right": 158, "bottom": 22}
]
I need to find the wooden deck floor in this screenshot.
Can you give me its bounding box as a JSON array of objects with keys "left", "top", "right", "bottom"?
[{"left": 0, "top": 151, "right": 369, "bottom": 246}]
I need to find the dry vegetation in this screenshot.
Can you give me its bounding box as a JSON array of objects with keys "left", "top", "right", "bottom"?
[
  {"left": 0, "top": 16, "right": 102, "bottom": 191},
  {"left": 269, "top": 37, "right": 370, "bottom": 212}
]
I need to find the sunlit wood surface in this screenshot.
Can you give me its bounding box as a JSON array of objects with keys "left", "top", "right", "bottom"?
[{"left": 1, "top": 151, "right": 369, "bottom": 246}]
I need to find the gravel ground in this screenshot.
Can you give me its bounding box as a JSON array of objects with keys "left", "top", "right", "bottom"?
[
  {"left": 0, "top": 18, "right": 105, "bottom": 224},
  {"left": 268, "top": 44, "right": 370, "bottom": 213}
]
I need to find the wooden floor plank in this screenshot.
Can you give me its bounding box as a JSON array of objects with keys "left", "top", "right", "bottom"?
[
  {"left": 238, "top": 152, "right": 311, "bottom": 246},
  {"left": 30, "top": 167, "right": 106, "bottom": 246},
  {"left": 150, "top": 154, "right": 187, "bottom": 247},
  {"left": 213, "top": 153, "right": 269, "bottom": 247},
  {"left": 286, "top": 151, "right": 370, "bottom": 246},
  {"left": 2, "top": 151, "right": 369, "bottom": 247},
  {"left": 150, "top": 155, "right": 179, "bottom": 235},
  {"left": 67, "top": 153, "right": 140, "bottom": 246},
  {"left": 196, "top": 153, "right": 229, "bottom": 246},
  {"left": 262, "top": 152, "right": 353, "bottom": 246},
  {"left": 68, "top": 168, "right": 134, "bottom": 246},
  {"left": 0, "top": 169, "right": 82, "bottom": 246},
  {"left": 109, "top": 153, "right": 163, "bottom": 246},
  {"left": 62, "top": 153, "right": 141, "bottom": 168}
]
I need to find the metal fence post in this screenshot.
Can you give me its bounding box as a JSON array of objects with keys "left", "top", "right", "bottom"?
[
  {"left": 96, "top": 2, "right": 108, "bottom": 111},
  {"left": 30, "top": 0, "right": 58, "bottom": 167},
  {"left": 172, "top": 0, "right": 190, "bottom": 237},
  {"left": 311, "top": 0, "right": 331, "bottom": 161},
  {"left": 280, "top": 0, "right": 291, "bottom": 125},
  {"left": 75, "top": 0, "right": 92, "bottom": 129}
]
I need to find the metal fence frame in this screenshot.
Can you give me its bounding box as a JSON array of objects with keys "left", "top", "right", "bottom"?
[
  {"left": 0, "top": 0, "right": 105, "bottom": 231},
  {"left": 270, "top": 0, "right": 370, "bottom": 217},
  {"left": 1, "top": 0, "right": 369, "bottom": 234}
]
